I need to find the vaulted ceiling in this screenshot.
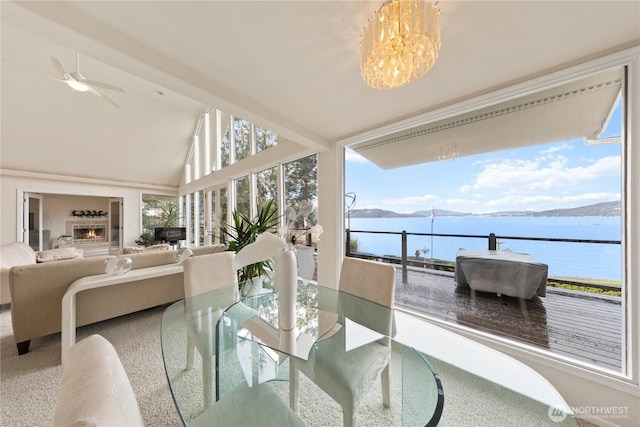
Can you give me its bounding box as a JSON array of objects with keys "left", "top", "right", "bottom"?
[{"left": 2, "top": 1, "right": 639, "bottom": 187}]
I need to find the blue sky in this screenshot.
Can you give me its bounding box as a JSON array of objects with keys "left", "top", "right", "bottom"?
[{"left": 345, "top": 103, "right": 622, "bottom": 215}]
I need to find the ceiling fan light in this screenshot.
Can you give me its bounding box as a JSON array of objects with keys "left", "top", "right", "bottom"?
[
  {"left": 360, "top": 0, "right": 441, "bottom": 90},
  {"left": 67, "top": 80, "right": 90, "bottom": 92}
]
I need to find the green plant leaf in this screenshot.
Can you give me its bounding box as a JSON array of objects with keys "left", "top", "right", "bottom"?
[{"left": 219, "top": 199, "right": 281, "bottom": 293}]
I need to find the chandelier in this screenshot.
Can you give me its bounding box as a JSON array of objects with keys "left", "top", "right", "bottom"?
[{"left": 360, "top": 0, "right": 441, "bottom": 90}]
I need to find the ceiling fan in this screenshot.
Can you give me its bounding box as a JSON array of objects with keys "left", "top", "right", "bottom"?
[{"left": 49, "top": 52, "right": 126, "bottom": 108}]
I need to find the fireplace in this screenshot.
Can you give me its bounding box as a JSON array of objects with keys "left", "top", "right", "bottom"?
[{"left": 68, "top": 222, "right": 108, "bottom": 243}]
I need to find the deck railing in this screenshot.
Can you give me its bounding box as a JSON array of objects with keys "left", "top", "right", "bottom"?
[{"left": 345, "top": 229, "right": 621, "bottom": 290}]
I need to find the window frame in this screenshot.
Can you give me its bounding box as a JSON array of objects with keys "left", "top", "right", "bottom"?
[{"left": 337, "top": 47, "right": 639, "bottom": 385}]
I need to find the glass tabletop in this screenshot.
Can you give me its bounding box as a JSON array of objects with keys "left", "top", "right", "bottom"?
[
  {"left": 161, "top": 280, "right": 579, "bottom": 426},
  {"left": 161, "top": 280, "right": 444, "bottom": 426},
  {"left": 221, "top": 281, "right": 397, "bottom": 360}
]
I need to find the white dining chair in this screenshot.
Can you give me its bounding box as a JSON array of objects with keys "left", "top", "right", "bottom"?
[
  {"left": 183, "top": 251, "right": 238, "bottom": 409},
  {"left": 290, "top": 257, "right": 396, "bottom": 427},
  {"left": 295, "top": 244, "right": 316, "bottom": 280}
]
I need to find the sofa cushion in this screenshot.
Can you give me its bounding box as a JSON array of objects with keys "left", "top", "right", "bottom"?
[
  {"left": 118, "top": 244, "right": 226, "bottom": 269},
  {"left": 36, "top": 247, "right": 83, "bottom": 263}
]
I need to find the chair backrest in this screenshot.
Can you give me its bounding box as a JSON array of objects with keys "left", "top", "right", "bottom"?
[
  {"left": 338, "top": 257, "right": 396, "bottom": 339},
  {"left": 338, "top": 257, "right": 396, "bottom": 308},
  {"left": 183, "top": 251, "right": 237, "bottom": 299},
  {"left": 295, "top": 244, "right": 316, "bottom": 280}
]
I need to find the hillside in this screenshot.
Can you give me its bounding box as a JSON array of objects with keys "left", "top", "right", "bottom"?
[
  {"left": 531, "top": 201, "right": 621, "bottom": 217},
  {"left": 349, "top": 209, "right": 416, "bottom": 218},
  {"left": 349, "top": 201, "right": 621, "bottom": 218}
]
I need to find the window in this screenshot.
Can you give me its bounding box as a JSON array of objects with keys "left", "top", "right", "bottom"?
[
  {"left": 234, "top": 175, "right": 250, "bottom": 218},
  {"left": 257, "top": 166, "right": 278, "bottom": 211},
  {"left": 192, "top": 190, "right": 205, "bottom": 246},
  {"left": 256, "top": 126, "right": 278, "bottom": 153},
  {"left": 186, "top": 109, "right": 279, "bottom": 179},
  {"left": 140, "top": 194, "right": 180, "bottom": 235},
  {"left": 234, "top": 117, "right": 251, "bottom": 162},
  {"left": 221, "top": 128, "right": 231, "bottom": 168},
  {"left": 345, "top": 68, "right": 627, "bottom": 374},
  {"left": 284, "top": 155, "right": 319, "bottom": 242}
]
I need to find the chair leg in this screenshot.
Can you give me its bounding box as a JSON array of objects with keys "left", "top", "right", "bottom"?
[
  {"left": 381, "top": 364, "right": 391, "bottom": 408},
  {"left": 343, "top": 403, "right": 355, "bottom": 427},
  {"left": 186, "top": 334, "right": 195, "bottom": 370},
  {"left": 289, "top": 361, "right": 299, "bottom": 412},
  {"left": 203, "top": 356, "right": 213, "bottom": 409}
]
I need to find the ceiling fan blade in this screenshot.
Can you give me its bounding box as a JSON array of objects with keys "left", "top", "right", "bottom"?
[
  {"left": 91, "top": 87, "right": 121, "bottom": 109},
  {"left": 83, "top": 79, "right": 126, "bottom": 93},
  {"left": 47, "top": 75, "right": 71, "bottom": 84},
  {"left": 51, "top": 57, "right": 69, "bottom": 78}
]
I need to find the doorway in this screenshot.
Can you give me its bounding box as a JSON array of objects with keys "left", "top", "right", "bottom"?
[
  {"left": 109, "top": 198, "right": 123, "bottom": 254},
  {"left": 23, "top": 193, "right": 45, "bottom": 250}
]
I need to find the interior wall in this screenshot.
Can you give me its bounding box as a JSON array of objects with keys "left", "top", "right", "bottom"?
[
  {"left": 43, "top": 194, "right": 110, "bottom": 245},
  {"left": 316, "top": 145, "right": 341, "bottom": 287},
  {"left": 0, "top": 170, "right": 177, "bottom": 248}
]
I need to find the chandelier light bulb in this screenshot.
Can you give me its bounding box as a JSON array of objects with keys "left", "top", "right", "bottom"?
[{"left": 360, "top": 0, "right": 441, "bottom": 90}]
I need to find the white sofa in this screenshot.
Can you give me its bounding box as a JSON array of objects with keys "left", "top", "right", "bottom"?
[
  {"left": 9, "top": 243, "right": 225, "bottom": 355},
  {"left": 1, "top": 243, "right": 84, "bottom": 305},
  {"left": 0, "top": 242, "right": 37, "bottom": 305}
]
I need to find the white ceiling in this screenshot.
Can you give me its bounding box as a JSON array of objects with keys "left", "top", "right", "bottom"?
[{"left": 1, "top": 1, "right": 639, "bottom": 187}]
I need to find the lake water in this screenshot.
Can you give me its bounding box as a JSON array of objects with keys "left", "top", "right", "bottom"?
[{"left": 348, "top": 216, "right": 622, "bottom": 281}]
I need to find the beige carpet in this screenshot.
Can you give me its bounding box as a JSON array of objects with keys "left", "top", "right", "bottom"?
[
  {"left": 0, "top": 304, "right": 181, "bottom": 427},
  {"left": 1, "top": 303, "right": 582, "bottom": 426}
]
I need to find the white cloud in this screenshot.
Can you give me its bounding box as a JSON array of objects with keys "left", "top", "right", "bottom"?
[
  {"left": 539, "top": 143, "right": 573, "bottom": 155},
  {"left": 345, "top": 148, "right": 369, "bottom": 163},
  {"left": 462, "top": 155, "right": 620, "bottom": 194},
  {"left": 382, "top": 194, "right": 440, "bottom": 211}
]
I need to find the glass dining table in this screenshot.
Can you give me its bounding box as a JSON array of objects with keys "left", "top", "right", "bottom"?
[
  {"left": 161, "top": 280, "right": 444, "bottom": 426},
  {"left": 161, "top": 279, "right": 580, "bottom": 426}
]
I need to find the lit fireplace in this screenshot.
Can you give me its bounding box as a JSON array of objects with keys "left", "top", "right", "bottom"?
[{"left": 72, "top": 223, "right": 107, "bottom": 243}]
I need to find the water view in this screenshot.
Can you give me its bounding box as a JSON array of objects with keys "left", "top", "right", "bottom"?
[{"left": 348, "top": 216, "right": 622, "bottom": 282}]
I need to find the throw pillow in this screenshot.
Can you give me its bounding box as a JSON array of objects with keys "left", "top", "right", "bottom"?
[
  {"left": 36, "top": 247, "right": 83, "bottom": 263},
  {"left": 144, "top": 244, "right": 171, "bottom": 252},
  {"left": 121, "top": 246, "right": 145, "bottom": 254}
]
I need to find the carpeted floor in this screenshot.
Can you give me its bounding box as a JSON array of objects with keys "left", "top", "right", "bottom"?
[
  {"left": 0, "top": 304, "right": 181, "bottom": 427},
  {"left": 1, "top": 303, "right": 583, "bottom": 426}
]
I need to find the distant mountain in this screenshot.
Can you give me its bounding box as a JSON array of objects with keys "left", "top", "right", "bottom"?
[
  {"left": 349, "top": 201, "right": 621, "bottom": 218},
  {"left": 531, "top": 201, "right": 621, "bottom": 217},
  {"left": 349, "top": 209, "right": 416, "bottom": 218},
  {"left": 413, "top": 209, "right": 471, "bottom": 217}
]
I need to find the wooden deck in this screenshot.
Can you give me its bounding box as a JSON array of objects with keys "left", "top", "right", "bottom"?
[{"left": 394, "top": 267, "right": 623, "bottom": 372}]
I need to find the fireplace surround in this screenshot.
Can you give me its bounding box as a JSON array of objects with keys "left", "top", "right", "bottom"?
[{"left": 66, "top": 221, "right": 108, "bottom": 243}]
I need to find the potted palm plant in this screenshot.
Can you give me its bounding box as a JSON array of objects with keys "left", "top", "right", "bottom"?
[{"left": 220, "top": 199, "right": 280, "bottom": 295}]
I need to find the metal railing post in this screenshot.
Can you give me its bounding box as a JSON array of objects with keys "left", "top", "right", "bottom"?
[
  {"left": 489, "top": 233, "right": 497, "bottom": 250},
  {"left": 402, "top": 230, "right": 407, "bottom": 284},
  {"left": 346, "top": 229, "right": 351, "bottom": 256}
]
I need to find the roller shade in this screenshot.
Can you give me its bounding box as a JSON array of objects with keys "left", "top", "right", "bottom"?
[{"left": 353, "top": 68, "right": 622, "bottom": 169}]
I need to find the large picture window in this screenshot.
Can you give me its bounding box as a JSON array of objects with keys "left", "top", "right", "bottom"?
[{"left": 345, "top": 67, "right": 627, "bottom": 374}]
